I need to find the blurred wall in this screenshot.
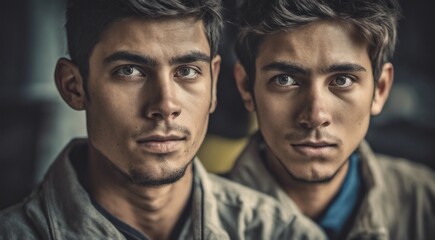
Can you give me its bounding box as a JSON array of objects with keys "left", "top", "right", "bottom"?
[
  {"left": 366, "top": 0, "right": 435, "bottom": 167},
  {"left": 0, "top": 0, "right": 86, "bottom": 210}
]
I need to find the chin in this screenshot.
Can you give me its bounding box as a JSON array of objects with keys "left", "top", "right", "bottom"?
[
  {"left": 291, "top": 171, "right": 336, "bottom": 184},
  {"left": 128, "top": 168, "right": 186, "bottom": 187},
  {"left": 285, "top": 165, "right": 333, "bottom": 183},
  {"left": 289, "top": 161, "right": 347, "bottom": 184},
  {"left": 127, "top": 158, "right": 192, "bottom": 187}
]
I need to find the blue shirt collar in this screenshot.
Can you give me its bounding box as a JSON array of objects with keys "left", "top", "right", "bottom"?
[{"left": 317, "top": 152, "right": 363, "bottom": 239}]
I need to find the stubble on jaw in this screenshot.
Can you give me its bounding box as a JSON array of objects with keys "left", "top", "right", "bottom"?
[
  {"left": 93, "top": 146, "right": 194, "bottom": 188},
  {"left": 127, "top": 156, "right": 193, "bottom": 187},
  {"left": 276, "top": 153, "right": 349, "bottom": 184},
  {"left": 265, "top": 143, "right": 349, "bottom": 185}
]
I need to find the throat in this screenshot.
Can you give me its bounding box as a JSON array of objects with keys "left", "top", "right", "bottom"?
[
  {"left": 86, "top": 149, "right": 194, "bottom": 239},
  {"left": 286, "top": 182, "right": 343, "bottom": 219},
  {"left": 93, "top": 174, "right": 193, "bottom": 240}
]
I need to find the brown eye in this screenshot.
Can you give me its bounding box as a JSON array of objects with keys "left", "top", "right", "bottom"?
[
  {"left": 272, "top": 74, "right": 297, "bottom": 87},
  {"left": 331, "top": 75, "right": 354, "bottom": 88},
  {"left": 175, "top": 66, "right": 199, "bottom": 79},
  {"left": 115, "top": 65, "right": 143, "bottom": 77},
  {"left": 121, "top": 66, "right": 134, "bottom": 75},
  {"left": 336, "top": 76, "right": 347, "bottom": 85}
]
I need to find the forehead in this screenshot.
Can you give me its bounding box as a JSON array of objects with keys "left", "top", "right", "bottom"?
[
  {"left": 256, "top": 20, "right": 371, "bottom": 71},
  {"left": 92, "top": 16, "right": 210, "bottom": 62}
]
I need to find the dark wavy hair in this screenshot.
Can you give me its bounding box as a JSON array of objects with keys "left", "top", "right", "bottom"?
[
  {"left": 66, "top": 0, "right": 222, "bottom": 87},
  {"left": 235, "top": 0, "right": 401, "bottom": 85}
]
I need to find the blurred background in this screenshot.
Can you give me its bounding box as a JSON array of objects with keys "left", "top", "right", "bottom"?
[{"left": 1, "top": 0, "right": 434, "bottom": 210}]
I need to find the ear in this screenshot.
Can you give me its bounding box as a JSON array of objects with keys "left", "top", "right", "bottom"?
[
  {"left": 234, "top": 62, "right": 255, "bottom": 112},
  {"left": 209, "top": 54, "right": 221, "bottom": 113},
  {"left": 371, "top": 62, "right": 394, "bottom": 115},
  {"left": 54, "top": 58, "right": 87, "bottom": 110}
]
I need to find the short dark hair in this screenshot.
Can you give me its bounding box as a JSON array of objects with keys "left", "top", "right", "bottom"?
[
  {"left": 235, "top": 0, "right": 401, "bottom": 86},
  {"left": 66, "top": 0, "right": 222, "bottom": 84}
]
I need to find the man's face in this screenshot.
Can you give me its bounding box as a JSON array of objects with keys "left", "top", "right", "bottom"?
[
  {"left": 239, "top": 21, "right": 390, "bottom": 183},
  {"left": 84, "top": 17, "right": 219, "bottom": 185}
]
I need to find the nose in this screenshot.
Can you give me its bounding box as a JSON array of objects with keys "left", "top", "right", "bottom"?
[
  {"left": 297, "top": 86, "right": 331, "bottom": 129},
  {"left": 145, "top": 76, "right": 182, "bottom": 120}
]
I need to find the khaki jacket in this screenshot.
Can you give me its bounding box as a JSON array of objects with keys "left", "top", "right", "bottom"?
[
  {"left": 0, "top": 139, "right": 326, "bottom": 240},
  {"left": 228, "top": 134, "right": 435, "bottom": 240}
]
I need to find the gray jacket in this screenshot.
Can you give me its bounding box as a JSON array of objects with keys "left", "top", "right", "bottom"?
[
  {"left": 228, "top": 134, "right": 435, "bottom": 240},
  {"left": 0, "top": 139, "right": 326, "bottom": 239}
]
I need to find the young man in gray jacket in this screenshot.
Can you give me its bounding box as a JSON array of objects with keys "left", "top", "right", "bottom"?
[
  {"left": 229, "top": 0, "right": 435, "bottom": 239},
  {"left": 0, "top": 0, "right": 326, "bottom": 239}
]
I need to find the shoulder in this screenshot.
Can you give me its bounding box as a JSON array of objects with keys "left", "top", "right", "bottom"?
[
  {"left": 0, "top": 203, "right": 41, "bottom": 239},
  {"left": 376, "top": 154, "right": 435, "bottom": 219},
  {"left": 373, "top": 154, "right": 435, "bottom": 238},
  {"left": 196, "top": 157, "right": 286, "bottom": 221},
  {"left": 195, "top": 159, "right": 326, "bottom": 239},
  {"left": 0, "top": 189, "right": 49, "bottom": 239},
  {"left": 209, "top": 174, "right": 288, "bottom": 229},
  {"left": 377, "top": 154, "right": 435, "bottom": 194},
  {"left": 206, "top": 174, "right": 326, "bottom": 239},
  {"left": 208, "top": 174, "right": 282, "bottom": 212}
]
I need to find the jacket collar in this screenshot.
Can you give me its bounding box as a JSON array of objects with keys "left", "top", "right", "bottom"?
[
  {"left": 41, "top": 139, "right": 125, "bottom": 239},
  {"left": 191, "top": 155, "right": 231, "bottom": 240},
  {"left": 346, "top": 141, "right": 389, "bottom": 239},
  {"left": 34, "top": 138, "right": 228, "bottom": 239},
  {"left": 231, "top": 133, "right": 390, "bottom": 239}
]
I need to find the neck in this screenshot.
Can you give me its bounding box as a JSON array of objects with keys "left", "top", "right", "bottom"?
[
  {"left": 266, "top": 150, "right": 349, "bottom": 219},
  {"left": 86, "top": 148, "right": 193, "bottom": 240}
]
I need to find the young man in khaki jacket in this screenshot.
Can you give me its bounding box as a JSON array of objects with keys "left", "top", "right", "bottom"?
[{"left": 229, "top": 0, "right": 435, "bottom": 239}]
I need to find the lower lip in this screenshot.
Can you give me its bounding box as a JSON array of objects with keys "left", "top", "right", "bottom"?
[
  {"left": 291, "top": 145, "right": 336, "bottom": 157},
  {"left": 138, "top": 140, "right": 182, "bottom": 154}
]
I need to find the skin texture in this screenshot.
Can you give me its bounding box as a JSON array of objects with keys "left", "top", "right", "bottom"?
[
  {"left": 55, "top": 17, "right": 220, "bottom": 239},
  {"left": 235, "top": 20, "right": 393, "bottom": 217}
]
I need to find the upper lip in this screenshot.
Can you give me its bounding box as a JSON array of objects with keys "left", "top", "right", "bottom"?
[
  {"left": 291, "top": 141, "right": 337, "bottom": 147},
  {"left": 137, "top": 134, "right": 185, "bottom": 143}
]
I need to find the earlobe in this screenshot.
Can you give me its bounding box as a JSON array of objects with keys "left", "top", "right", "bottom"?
[
  {"left": 209, "top": 55, "right": 221, "bottom": 113},
  {"left": 234, "top": 62, "right": 255, "bottom": 112},
  {"left": 54, "top": 58, "right": 87, "bottom": 110},
  {"left": 371, "top": 63, "right": 394, "bottom": 115}
]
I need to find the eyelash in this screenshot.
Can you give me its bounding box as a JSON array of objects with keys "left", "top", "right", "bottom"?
[
  {"left": 330, "top": 74, "right": 357, "bottom": 88},
  {"left": 268, "top": 74, "right": 358, "bottom": 89},
  {"left": 112, "top": 65, "right": 203, "bottom": 81},
  {"left": 174, "top": 66, "right": 201, "bottom": 80},
  {"left": 113, "top": 65, "right": 145, "bottom": 77},
  {"left": 270, "top": 74, "right": 298, "bottom": 87}
]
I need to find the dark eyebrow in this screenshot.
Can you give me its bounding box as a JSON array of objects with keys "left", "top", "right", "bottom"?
[
  {"left": 104, "top": 51, "right": 157, "bottom": 66},
  {"left": 262, "top": 61, "right": 311, "bottom": 75},
  {"left": 103, "top": 51, "right": 210, "bottom": 67},
  {"left": 321, "top": 63, "right": 366, "bottom": 73},
  {"left": 169, "top": 51, "right": 211, "bottom": 65},
  {"left": 262, "top": 61, "right": 367, "bottom": 75}
]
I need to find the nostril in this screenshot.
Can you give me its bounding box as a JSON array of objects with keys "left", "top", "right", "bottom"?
[
  {"left": 299, "top": 122, "right": 310, "bottom": 129},
  {"left": 322, "top": 121, "right": 330, "bottom": 127},
  {"left": 148, "top": 109, "right": 181, "bottom": 120},
  {"left": 150, "top": 112, "right": 164, "bottom": 119},
  {"left": 172, "top": 111, "right": 181, "bottom": 118},
  {"left": 299, "top": 119, "right": 330, "bottom": 129}
]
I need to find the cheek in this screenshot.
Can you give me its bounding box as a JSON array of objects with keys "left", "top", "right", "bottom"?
[
  {"left": 92, "top": 91, "right": 135, "bottom": 125},
  {"left": 182, "top": 104, "right": 210, "bottom": 158},
  {"left": 86, "top": 86, "right": 139, "bottom": 145},
  {"left": 182, "top": 89, "right": 211, "bottom": 133},
  {"left": 254, "top": 93, "right": 291, "bottom": 140},
  {"left": 349, "top": 95, "right": 372, "bottom": 125},
  {"left": 336, "top": 95, "right": 372, "bottom": 146}
]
